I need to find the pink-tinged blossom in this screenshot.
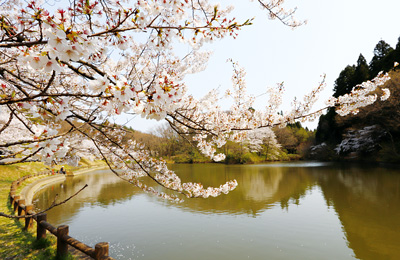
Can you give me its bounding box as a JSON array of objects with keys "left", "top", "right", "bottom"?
[
  {"left": 90, "top": 76, "right": 110, "bottom": 93},
  {"left": 29, "top": 55, "right": 47, "bottom": 70},
  {"left": 381, "top": 88, "right": 390, "bottom": 101},
  {"left": 58, "top": 46, "right": 81, "bottom": 62},
  {"left": 43, "top": 59, "right": 61, "bottom": 73},
  {"left": 46, "top": 29, "right": 67, "bottom": 53}
]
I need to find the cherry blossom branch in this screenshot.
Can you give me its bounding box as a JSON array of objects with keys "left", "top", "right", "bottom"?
[
  {"left": 0, "top": 127, "right": 74, "bottom": 148},
  {"left": 1, "top": 67, "right": 46, "bottom": 92},
  {"left": 256, "top": 0, "right": 305, "bottom": 28},
  {"left": 2, "top": 0, "right": 389, "bottom": 201},
  {"left": 7, "top": 105, "right": 36, "bottom": 135},
  {"left": 0, "top": 108, "right": 13, "bottom": 134},
  {"left": 0, "top": 40, "right": 48, "bottom": 48},
  {"left": 0, "top": 147, "right": 43, "bottom": 165}
]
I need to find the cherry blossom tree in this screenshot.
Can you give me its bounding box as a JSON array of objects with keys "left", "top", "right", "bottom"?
[
  {"left": 244, "top": 127, "right": 281, "bottom": 160},
  {"left": 0, "top": 0, "right": 391, "bottom": 201}
]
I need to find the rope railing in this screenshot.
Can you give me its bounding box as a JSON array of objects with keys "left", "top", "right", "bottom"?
[{"left": 9, "top": 172, "right": 114, "bottom": 260}]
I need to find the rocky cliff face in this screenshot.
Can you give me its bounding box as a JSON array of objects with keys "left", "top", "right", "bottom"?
[
  {"left": 310, "top": 125, "right": 389, "bottom": 161},
  {"left": 335, "top": 125, "right": 387, "bottom": 156}
]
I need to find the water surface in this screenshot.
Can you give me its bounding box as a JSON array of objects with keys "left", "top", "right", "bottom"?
[{"left": 34, "top": 162, "right": 400, "bottom": 260}]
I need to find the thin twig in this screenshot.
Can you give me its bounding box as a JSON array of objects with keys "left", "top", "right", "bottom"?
[{"left": 0, "top": 184, "right": 88, "bottom": 219}]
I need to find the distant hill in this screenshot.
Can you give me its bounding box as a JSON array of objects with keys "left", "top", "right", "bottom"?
[{"left": 313, "top": 37, "right": 400, "bottom": 162}]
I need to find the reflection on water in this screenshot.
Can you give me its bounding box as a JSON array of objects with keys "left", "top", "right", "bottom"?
[
  {"left": 34, "top": 162, "right": 400, "bottom": 260},
  {"left": 316, "top": 164, "right": 400, "bottom": 260}
]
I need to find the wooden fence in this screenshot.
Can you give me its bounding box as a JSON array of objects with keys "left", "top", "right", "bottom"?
[{"left": 9, "top": 172, "right": 114, "bottom": 260}]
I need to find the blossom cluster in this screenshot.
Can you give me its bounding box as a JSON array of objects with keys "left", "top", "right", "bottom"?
[{"left": 326, "top": 72, "right": 391, "bottom": 116}]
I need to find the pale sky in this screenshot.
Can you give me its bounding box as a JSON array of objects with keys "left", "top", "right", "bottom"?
[{"left": 119, "top": 0, "right": 400, "bottom": 133}]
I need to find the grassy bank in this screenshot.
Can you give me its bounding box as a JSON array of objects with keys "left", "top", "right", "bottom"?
[{"left": 0, "top": 160, "right": 106, "bottom": 259}]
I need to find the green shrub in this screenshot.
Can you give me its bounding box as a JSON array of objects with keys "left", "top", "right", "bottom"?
[
  {"left": 224, "top": 153, "right": 242, "bottom": 164},
  {"left": 377, "top": 142, "right": 400, "bottom": 162},
  {"left": 172, "top": 154, "right": 193, "bottom": 163},
  {"left": 32, "top": 237, "right": 53, "bottom": 249},
  {"left": 242, "top": 153, "right": 264, "bottom": 164},
  {"left": 288, "top": 154, "right": 301, "bottom": 160}
]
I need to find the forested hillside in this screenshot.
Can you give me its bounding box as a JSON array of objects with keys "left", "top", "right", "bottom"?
[
  {"left": 314, "top": 37, "right": 400, "bottom": 162},
  {"left": 129, "top": 123, "right": 314, "bottom": 164}
]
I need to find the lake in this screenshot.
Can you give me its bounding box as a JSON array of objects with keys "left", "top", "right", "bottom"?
[{"left": 33, "top": 162, "right": 400, "bottom": 260}]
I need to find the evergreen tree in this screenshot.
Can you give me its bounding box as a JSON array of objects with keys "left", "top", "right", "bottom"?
[
  {"left": 373, "top": 40, "right": 393, "bottom": 58},
  {"left": 369, "top": 40, "right": 394, "bottom": 76},
  {"left": 318, "top": 63, "right": 358, "bottom": 143},
  {"left": 353, "top": 54, "right": 370, "bottom": 85},
  {"left": 315, "top": 108, "right": 343, "bottom": 144},
  {"left": 393, "top": 36, "right": 400, "bottom": 70},
  {"left": 333, "top": 65, "right": 356, "bottom": 97}
]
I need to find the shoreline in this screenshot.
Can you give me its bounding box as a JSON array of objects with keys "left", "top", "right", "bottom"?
[{"left": 20, "top": 164, "right": 109, "bottom": 205}]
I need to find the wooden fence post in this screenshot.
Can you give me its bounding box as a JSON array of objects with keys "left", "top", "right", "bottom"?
[
  {"left": 18, "top": 199, "right": 25, "bottom": 216},
  {"left": 13, "top": 195, "right": 20, "bottom": 212},
  {"left": 7, "top": 174, "right": 115, "bottom": 260},
  {"left": 94, "top": 242, "right": 109, "bottom": 260},
  {"left": 36, "top": 213, "right": 47, "bottom": 240},
  {"left": 56, "top": 225, "right": 69, "bottom": 258},
  {"left": 9, "top": 189, "right": 16, "bottom": 201},
  {"left": 24, "top": 205, "right": 34, "bottom": 230}
]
